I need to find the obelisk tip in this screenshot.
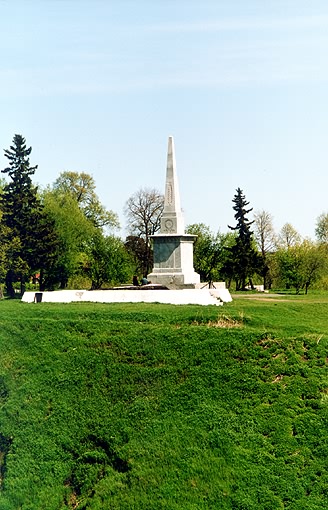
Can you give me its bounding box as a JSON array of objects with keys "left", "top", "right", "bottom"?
[{"left": 160, "top": 136, "right": 184, "bottom": 234}]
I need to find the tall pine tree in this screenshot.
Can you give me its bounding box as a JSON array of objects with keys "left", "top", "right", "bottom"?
[
  {"left": 1, "top": 135, "right": 59, "bottom": 295},
  {"left": 225, "top": 188, "right": 260, "bottom": 290}
]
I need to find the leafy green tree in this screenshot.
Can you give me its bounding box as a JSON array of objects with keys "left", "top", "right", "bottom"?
[
  {"left": 124, "top": 188, "right": 164, "bottom": 276},
  {"left": 124, "top": 235, "right": 149, "bottom": 278},
  {"left": 0, "top": 178, "right": 8, "bottom": 292},
  {"left": 275, "top": 247, "right": 303, "bottom": 293},
  {"left": 42, "top": 189, "right": 96, "bottom": 288},
  {"left": 33, "top": 211, "right": 62, "bottom": 291},
  {"left": 302, "top": 242, "right": 328, "bottom": 293},
  {"left": 0, "top": 221, "right": 29, "bottom": 296},
  {"left": 53, "top": 171, "right": 119, "bottom": 231},
  {"left": 225, "top": 188, "right": 261, "bottom": 290},
  {"left": 276, "top": 240, "right": 326, "bottom": 294},
  {"left": 0, "top": 177, "right": 6, "bottom": 194},
  {"left": 0, "top": 214, "right": 13, "bottom": 296},
  {"left": 315, "top": 213, "right": 328, "bottom": 244},
  {"left": 185, "top": 223, "right": 230, "bottom": 285},
  {"left": 84, "top": 232, "right": 133, "bottom": 289},
  {"left": 43, "top": 171, "right": 124, "bottom": 289},
  {"left": 1, "top": 135, "right": 59, "bottom": 296}
]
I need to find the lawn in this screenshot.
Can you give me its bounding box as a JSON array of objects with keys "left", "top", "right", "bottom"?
[{"left": 0, "top": 294, "right": 327, "bottom": 509}]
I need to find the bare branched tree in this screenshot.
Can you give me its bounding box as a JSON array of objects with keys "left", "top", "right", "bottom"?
[
  {"left": 124, "top": 188, "right": 164, "bottom": 276},
  {"left": 253, "top": 210, "right": 276, "bottom": 256},
  {"left": 315, "top": 212, "right": 328, "bottom": 244},
  {"left": 278, "top": 223, "right": 301, "bottom": 249},
  {"left": 253, "top": 210, "right": 277, "bottom": 290}
]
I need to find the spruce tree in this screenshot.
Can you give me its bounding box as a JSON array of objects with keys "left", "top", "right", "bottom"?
[
  {"left": 226, "top": 188, "right": 260, "bottom": 290},
  {"left": 1, "top": 135, "right": 59, "bottom": 295}
]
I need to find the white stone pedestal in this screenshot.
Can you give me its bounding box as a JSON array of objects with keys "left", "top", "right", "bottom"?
[{"left": 148, "top": 234, "right": 200, "bottom": 289}]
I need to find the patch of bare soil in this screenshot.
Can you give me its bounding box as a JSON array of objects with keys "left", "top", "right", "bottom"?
[
  {"left": 232, "top": 294, "right": 328, "bottom": 303},
  {"left": 231, "top": 293, "right": 287, "bottom": 302},
  {"left": 193, "top": 314, "right": 244, "bottom": 328}
]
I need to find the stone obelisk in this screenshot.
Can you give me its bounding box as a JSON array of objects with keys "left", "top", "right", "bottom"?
[
  {"left": 147, "top": 136, "right": 200, "bottom": 289},
  {"left": 160, "top": 135, "right": 185, "bottom": 235}
]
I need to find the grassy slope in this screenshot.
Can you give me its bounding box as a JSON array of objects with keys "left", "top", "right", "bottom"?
[{"left": 0, "top": 296, "right": 327, "bottom": 509}]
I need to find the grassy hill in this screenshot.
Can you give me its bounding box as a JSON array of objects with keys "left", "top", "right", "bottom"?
[{"left": 0, "top": 294, "right": 327, "bottom": 509}]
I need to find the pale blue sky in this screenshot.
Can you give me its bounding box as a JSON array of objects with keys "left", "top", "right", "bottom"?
[{"left": 1, "top": 0, "right": 327, "bottom": 239}]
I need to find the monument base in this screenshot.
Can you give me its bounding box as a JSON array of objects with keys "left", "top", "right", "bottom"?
[
  {"left": 148, "top": 233, "right": 200, "bottom": 290},
  {"left": 147, "top": 271, "right": 200, "bottom": 290}
]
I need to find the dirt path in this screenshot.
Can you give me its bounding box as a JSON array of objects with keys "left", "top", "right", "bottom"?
[{"left": 231, "top": 293, "right": 328, "bottom": 303}]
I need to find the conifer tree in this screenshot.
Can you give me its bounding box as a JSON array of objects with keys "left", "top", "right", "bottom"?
[
  {"left": 1, "top": 135, "right": 59, "bottom": 295},
  {"left": 225, "top": 188, "right": 260, "bottom": 290}
]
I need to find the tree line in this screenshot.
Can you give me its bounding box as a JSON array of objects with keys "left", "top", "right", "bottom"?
[
  {"left": 0, "top": 135, "right": 132, "bottom": 297},
  {"left": 0, "top": 134, "right": 327, "bottom": 297},
  {"left": 188, "top": 191, "right": 328, "bottom": 293}
]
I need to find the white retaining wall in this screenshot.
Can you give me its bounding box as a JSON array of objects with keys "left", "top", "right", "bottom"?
[{"left": 22, "top": 288, "right": 232, "bottom": 306}]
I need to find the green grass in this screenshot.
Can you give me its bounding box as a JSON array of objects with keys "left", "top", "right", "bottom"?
[{"left": 0, "top": 295, "right": 327, "bottom": 509}]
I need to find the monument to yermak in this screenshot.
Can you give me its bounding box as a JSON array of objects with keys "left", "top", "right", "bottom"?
[
  {"left": 22, "top": 136, "right": 231, "bottom": 305},
  {"left": 147, "top": 136, "right": 200, "bottom": 289}
]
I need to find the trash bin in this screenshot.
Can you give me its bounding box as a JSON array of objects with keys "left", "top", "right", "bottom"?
[{"left": 35, "top": 292, "right": 43, "bottom": 303}]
